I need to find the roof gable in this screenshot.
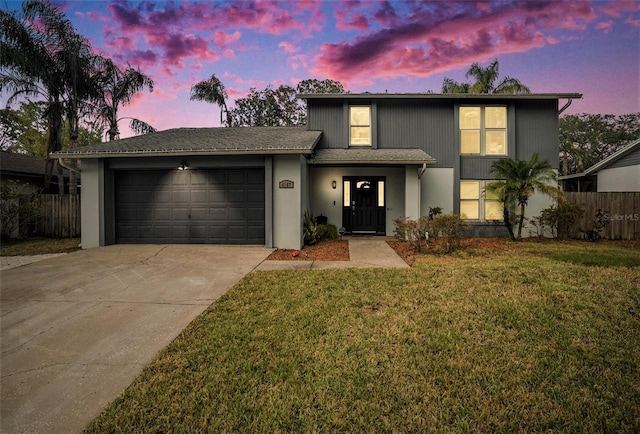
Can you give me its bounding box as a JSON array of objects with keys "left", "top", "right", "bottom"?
[{"left": 584, "top": 138, "right": 640, "bottom": 175}]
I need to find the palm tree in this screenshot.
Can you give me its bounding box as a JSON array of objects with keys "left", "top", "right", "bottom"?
[
  {"left": 1, "top": 0, "right": 99, "bottom": 193},
  {"left": 487, "top": 153, "right": 560, "bottom": 240},
  {"left": 190, "top": 74, "right": 230, "bottom": 126},
  {"left": 442, "top": 59, "right": 530, "bottom": 94},
  {"left": 92, "top": 59, "right": 155, "bottom": 141}
]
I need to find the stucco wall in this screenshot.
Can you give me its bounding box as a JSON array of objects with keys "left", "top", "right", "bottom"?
[
  {"left": 272, "top": 154, "right": 304, "bottom": 249},
  {"left": 80, "top": 159, "right": 104, "bottom": 249},
  {"left": 421, "top": 168, "right": 454, "bottom": 215},
  {"left": 598, "top": 165, "right": 640, "bottom": 192}
]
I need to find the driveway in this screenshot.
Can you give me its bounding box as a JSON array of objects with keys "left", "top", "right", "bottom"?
[{"left": 0, "top": 244, "right": 271, "bottom": 434}]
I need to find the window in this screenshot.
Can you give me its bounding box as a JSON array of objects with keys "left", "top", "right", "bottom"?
[
  {"left": 350, "top": 106, "right": 371, "bottom": 146},
  {"left": 460, "top": 180, "right": 503, "bottom": 221},
  {"left": 460, "top": 106, "right": 506, "bottom": 155}
]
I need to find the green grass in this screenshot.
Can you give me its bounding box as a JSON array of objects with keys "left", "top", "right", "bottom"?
[
  {"left": 86, "top": 242, "right": 640, "bottom": 433},
  {"left": 0, "top": 237, "right": 81, "bottom": 256}
]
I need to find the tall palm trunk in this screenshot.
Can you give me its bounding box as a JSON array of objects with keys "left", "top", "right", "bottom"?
[{"left": 517, "top": 202, "right": 527, "bottom": 239}]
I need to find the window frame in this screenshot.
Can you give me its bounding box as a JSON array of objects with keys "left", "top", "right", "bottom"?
[
  {"left": 349, "top": 105, "right": 372, "bottom": 147},
  {"left": 459, "top": 180, "right": 504, "bottom": 221},
  {"left": 459, "top": 105, "right": 507, "bottom": 156}
]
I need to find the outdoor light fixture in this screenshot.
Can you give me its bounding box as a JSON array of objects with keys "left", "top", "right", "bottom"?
[
  {"left": 178, "top": 160, "right": 189, "bottom": 170},
  {"left": 332, "top": 180, "right": 337, "bottom": 189}
]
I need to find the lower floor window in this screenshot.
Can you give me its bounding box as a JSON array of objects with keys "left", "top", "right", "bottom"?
[{"left": 460, "top": 180, "right": 503, "bottom": 221}]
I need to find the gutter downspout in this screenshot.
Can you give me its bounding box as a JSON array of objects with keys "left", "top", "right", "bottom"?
[
  {"left": 58, "top": 157, "right": 81, "bottom": 174},
  {"left": 418, "top": 163, "right": 427, "bottom": 179},
  {"left": 559, "top": 98, "right": 573, "bottom": 115}
]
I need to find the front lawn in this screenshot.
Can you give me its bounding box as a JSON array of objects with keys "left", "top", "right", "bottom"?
[{"left": 86, "top": 241, "right": 640, "bottom": 433}]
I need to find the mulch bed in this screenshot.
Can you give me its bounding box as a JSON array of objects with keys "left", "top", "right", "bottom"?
[{"left": 266, "top": 240, "right": 350, "bottom": 261}]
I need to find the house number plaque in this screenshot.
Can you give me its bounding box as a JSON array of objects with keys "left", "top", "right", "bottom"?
[{"left": 279, "top": 180, "right": 294, "bottom": 189}]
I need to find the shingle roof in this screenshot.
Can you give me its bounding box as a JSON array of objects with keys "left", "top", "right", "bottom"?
[
  {"left": 310, "top": 148, "right": 436, "bottom": 165},
  {"left": 1, "top": 151, "right": 48, "bottom": 175},
  {"left": 51, "top": 126, "right": 323, "bottom": 159},
  {"left": 299, "top": 93, "right": 582, "bottom": 101}
]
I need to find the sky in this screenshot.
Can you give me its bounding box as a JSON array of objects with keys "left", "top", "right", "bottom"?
[{"left": 3, "top": 0, "right": 640, "bottom": 137}]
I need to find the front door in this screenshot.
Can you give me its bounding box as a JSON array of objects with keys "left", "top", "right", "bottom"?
[{"left": 342, "top": 176, "right": 385, "bottom": 234}]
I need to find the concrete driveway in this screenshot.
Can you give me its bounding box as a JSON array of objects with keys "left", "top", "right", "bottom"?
[{"left": 0, "top": 244, "right": 271, "bottom": 433}]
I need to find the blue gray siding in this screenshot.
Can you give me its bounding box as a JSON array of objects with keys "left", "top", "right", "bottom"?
[
  {"left": 609, "top": 146, "right": 640, "bottom": 169},
  {"left": 514, "top": 100, "right": 559, "bottom": 163},
  {"left": 307, "top": 97, "right": 561, "bottom": 179}
]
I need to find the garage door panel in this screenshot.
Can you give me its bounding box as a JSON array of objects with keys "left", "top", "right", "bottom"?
[
  {"left": 116, "top": 168, "right": 264, "bottom": 244},
  {"left": 228, "top": 189, "right": 246, "bottom": 202},
  {"left": 210, "top": 190, "right": 226, "bottom": 202},
  {"left": 190, "top": 207, "right": 208, "bottom": 220},
  {"left": 247, "top": 189, "right": 264, "bottom": 203},
  {"left": 228, "top": 171, "right": 246, "bottom": 184},
  {"left": 171, "top": 171, "right": 189, "bottom": 185},
  {"left": 190, "top": 189, "right": 208, "bottom": 203},
  {"left": 210, "top": 207, "right": 228, "bottom": 220}
]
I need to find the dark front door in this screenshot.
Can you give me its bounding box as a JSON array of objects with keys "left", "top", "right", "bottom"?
[
  {"left": 342, "top": 176, "right": 385, "bottom": 234},
  {"left": 353, "top": 179, "right": 377, "bottom": 232}
]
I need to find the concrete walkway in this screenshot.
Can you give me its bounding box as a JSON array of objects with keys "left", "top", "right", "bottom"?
[{"left": 256, "top": 237, "right": 409, "bottom": 270}]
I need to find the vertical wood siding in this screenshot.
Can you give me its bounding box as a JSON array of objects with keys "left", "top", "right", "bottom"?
[{"left": 514, "top": 100, "right": 559, "bottom": 163}]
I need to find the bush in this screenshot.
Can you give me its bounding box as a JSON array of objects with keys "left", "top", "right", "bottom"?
[
  {"left": 393, "top": 211, "right": 466, "bottom": 254},
  {"left": 537, "top": 202, "right": 585, "bottom": 238},
  {"left": 431, "top": 214, "right": 467, "bottom": 253},
  {"left": 316, "top": 223, "right": 339, "bottom": 241},
  {"left": 303, "top": 210, "right": 318, "bottom": 245},
  {"left": 393, "top": 216, "right": 432, "bottom": 252},
  {"left": 0, "top": 181, "right": 42, "bottom": 240}
]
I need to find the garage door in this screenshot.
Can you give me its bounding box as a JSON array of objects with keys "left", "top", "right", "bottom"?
[{"left": 115, "top": 169, "right": 265, "bottom": 244}]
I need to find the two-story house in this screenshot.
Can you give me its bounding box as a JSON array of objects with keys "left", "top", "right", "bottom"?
[{"left": 52, "top": 93, "right": 580, "bottom": 249}]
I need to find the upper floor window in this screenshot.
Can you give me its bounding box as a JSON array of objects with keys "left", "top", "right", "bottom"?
[
  {"left": 460, "top": 106, "right": 507, "bottom": 155},
  {"left": 350, "top": 106, "right": 371, "bottom": 146}
]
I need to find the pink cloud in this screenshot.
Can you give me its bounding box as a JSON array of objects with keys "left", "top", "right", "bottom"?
[
  {"left": 596, "top": 20, "right": 614, "bottom": 33},
  {"left": 213, "top": 30, "right": 241, "bottom": 48},
  {"left": 101, "top": 1, "right": 324, "bottom": 74},
  {"left": 335, "top": 9, "right": 370, "bottom": 32},
  {"left": 626, "top": 17, "right": 640, "bottom": 28},
  {"left": 312, "top": 1, "right": 599, "bottom": 83},
  {"left": 599, "top": 1, "right": 640, "bottom": 17},
  {"left": 279, "top": 41, "right": 299, "bottom": 53}
]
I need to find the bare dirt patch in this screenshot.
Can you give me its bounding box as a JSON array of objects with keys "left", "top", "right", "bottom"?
[{"left": 266, "top": 240, "right": 349, "bottom": 261}]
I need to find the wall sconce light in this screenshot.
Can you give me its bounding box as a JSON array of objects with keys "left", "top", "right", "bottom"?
[
  {"left": 332, "top": 180, "right": 337, "bottom": 189},
  {"left": 178, "top": 160, "right": 189, "bottom": 170}
]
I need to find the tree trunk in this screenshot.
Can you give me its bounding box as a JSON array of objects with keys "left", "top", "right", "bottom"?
[
  {"left": 68, "top": 110, "right": 79, "bottom": 195},
  {"left": 503, "top": 206, "right": 516, "bottom": 241},
  {"left": 517, "top": 203, "right": 526, "bottom": 239}
]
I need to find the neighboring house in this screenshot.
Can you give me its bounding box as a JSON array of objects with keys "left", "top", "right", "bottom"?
[
  {"left": 0, "top": 150, "right": 69, "bottom": 192},
  {"left": 559, "top": 138, "right": 640, "bottom": 192},
  {"left": 51, "top": 93, "right": 580, "bottom": 249}
]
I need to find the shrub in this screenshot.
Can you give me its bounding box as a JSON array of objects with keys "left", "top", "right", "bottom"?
[
  {"left": 0, "top": 181, "right": 42, "bottom": 240},
  {"left": 537, "top": 202, "right": 585, "bottom": 238},
  {"left": 316, "top": 223, "right": 339, "bottom": 241},
  {"left": 583, "top": 208, "right": 609, "bottom": 242},
  {"left": 431, "top": 214, "right": 467, "bottom": 253},
  {"left": 393, "top": 216, "right": 432, "bottom": 252},
  {"left": 303, "top": 210, "right": 318, "bottom": 245}
]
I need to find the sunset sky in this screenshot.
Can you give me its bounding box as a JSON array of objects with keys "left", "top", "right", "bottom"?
[{"left": 3, "top": 0, "right": 639, "bottom": 137}]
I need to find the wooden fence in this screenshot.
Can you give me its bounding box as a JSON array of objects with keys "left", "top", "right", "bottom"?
[
  {"left": 563, "top": 192, "right": 640, "bottom": 240},
  {"left": 37, "top": 194, "right": 81, "bottom": 237}
]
